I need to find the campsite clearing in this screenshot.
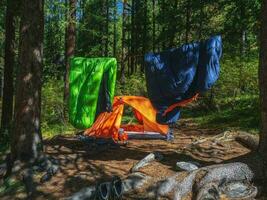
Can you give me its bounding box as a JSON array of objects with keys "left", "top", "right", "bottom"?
[{"left": 0, "top": 118, "right": 253, "bottom": 199}]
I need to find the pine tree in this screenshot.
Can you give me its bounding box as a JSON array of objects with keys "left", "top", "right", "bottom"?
[
  {"left": 1, "top": 0, "right": 16, "bottom": 135},
  {"left": 121, "top": 0, "right": 127, "bottom": 82},
  {"left": 64, "top": 0, "right": 76, "bottom": 112},
  {"left": 113, "top": 0, "right": 117, "bottom": 57},
  {"left": 258, "top": 0, "right": 267, "bottom": 171},
  {"left": 11, "top": 0, "right": 44, "bottom": 162}
]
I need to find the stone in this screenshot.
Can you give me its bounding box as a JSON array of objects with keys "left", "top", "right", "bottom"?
[{"left": 175, "top": 161, "right": 199, "bottom": 172}]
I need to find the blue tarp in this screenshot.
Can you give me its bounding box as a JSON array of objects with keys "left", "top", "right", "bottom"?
[{"left": 144, "top": 36, "right": 222, "bottom": 124}]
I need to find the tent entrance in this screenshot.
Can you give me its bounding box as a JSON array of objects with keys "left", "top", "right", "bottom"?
[
  {"left": 84, "top": 96, "right": 169, "bottom": 141},
  {"left": 120, "top": 105, "right": 140, "bottom": 125},
  {"left": 120, "top": 105, "right": 165, "bottom": 139}
]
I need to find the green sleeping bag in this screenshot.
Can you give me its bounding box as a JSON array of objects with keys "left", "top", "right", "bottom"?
[{"left": 69, "top": 57, "right": 117, "bottom": 129}]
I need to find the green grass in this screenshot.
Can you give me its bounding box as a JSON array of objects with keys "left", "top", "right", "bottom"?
[
  {"left": 183, "top": 94, "right": 260, "bottom": 134},
  {"left": 42, "top": 122, "right": 77, "bottom": 139}
]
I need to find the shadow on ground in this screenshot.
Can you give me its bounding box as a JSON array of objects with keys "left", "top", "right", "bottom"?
[{"left": 0, "top": 119, "right": 253, "bottom": 199}]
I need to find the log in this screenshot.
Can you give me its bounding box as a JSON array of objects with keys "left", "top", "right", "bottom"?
[
  {"left": 66, "top": 160, "right": 258, "bottom": 200},
  {"left": 126, "top": 162, "right": 256, "bottom": 200},
  {"left": 234, "top": 131, "right": 259, "bottom": 151}
]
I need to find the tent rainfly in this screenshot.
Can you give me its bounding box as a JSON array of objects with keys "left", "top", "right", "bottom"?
[{"left": 84, "top": 96, "right": 170, "bottom": 141}]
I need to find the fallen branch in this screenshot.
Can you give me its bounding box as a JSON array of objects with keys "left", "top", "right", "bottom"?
[
  {"left": 185, "top": 130, "right": 259, "bottom": 154},
  {"left": 130, "top": 152, "right": 163, "bottom": 173}
]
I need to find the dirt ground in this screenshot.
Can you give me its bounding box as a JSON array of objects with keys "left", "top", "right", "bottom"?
[{"left": 2, "top": 119, "right": 254, "bottom": 200}]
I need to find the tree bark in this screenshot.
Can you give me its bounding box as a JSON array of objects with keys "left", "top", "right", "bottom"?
[
  {"left": 113, "top": 0, "right": 117, "bottom": 57},
  {"left": 121, "top": 0, "right": 127, "bottom": 82},
  {"left": 1, "top": 0, "right": 16, "bottom": 134},
  {"left": 152, "top": 0, "right": 155, "bottom": 53},
  {"left": 258, "top": 0, "right": 267, "bottom": 167},
  {"left": 161, "top": 0, "right": 166, "bottom": 50},
  {"left": 64, "top": 0, "right": 76, "bottom": 109},
  {"left": 198, "top": 0, "right": 204, "bottom": 40},
  {"left": 132, "top": 0, "right": 137, "bottom": 73},
  {"left": 141, "top": 0, "right": 147, "bottom": 73},
  {"left": 168, "top": 0, "right": 178, "bottom": 48},
  {"left": 185, "top": 0, "right": 191, "bottom": 43},
  {"left": 105, "top": 0, "right": 109, "bottom": 56},
  {"left": 11, "top": 0, "right": 44, "bottom": 162},
  {"left": 130, "top": 0, "right": 134, "bottom": 74}
]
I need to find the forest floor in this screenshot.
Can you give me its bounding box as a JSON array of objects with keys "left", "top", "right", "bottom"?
[{"left": 0, "top": 118, "right": 261, "bottom": 200}]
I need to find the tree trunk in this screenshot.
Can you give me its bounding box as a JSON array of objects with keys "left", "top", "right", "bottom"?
[
  {"left": 168, "top": 0, "right": 178, "bottom": 48},
  {"left": 258, "top": 0, "right": 267, "bottom": 170},
  {"left": 130, "top": 0, "right": 134, "bottom": 74},
  {"left": 141, "top": 0, "right": 147, "bottom": 73},
  {"left": 152, "top": 0, "right": 155, "bottom": 53},
  {"left": 240, "top": 3, "right": 246, "bottom": 57},
  {"left": 238, "top": 3, "right": 246, "bottom": 93},
  {"left": 113, "top": 0, "right": 117, "bottom": 57},
  {"left": 101, "top": 0, "right": 106, "bottom": 56},
  {"left": 64, "top": 0, "right": 76, "bottom": 110},
  {"left": 185, "top": 0, "right": 191, "bottom": 43},
  {"left": 157, "top": 3, "right": 160, "bottom": 52},
  {"left": 198, "top": 0, "right": 204, "bottom": 40},
  {"left": 161, "top": 0, "right": 166, "bottom": 50},
  {"left": 132, "top": 0, "right": 137, "bottom": 73},
  {"left": 121, "top": 0, "right": 126, "bottom": 82},
  {"left": 11, "top": 0, "right": 44, "bottom": 162},
  {"left": 1, "top": 0, "right": 16, "bottom": 134},
  {"left": 126, "top": 10, "right": 132, "bottom": 76},
  {"left": 105, "top": 0, "right": 109, "bottom": 56}
]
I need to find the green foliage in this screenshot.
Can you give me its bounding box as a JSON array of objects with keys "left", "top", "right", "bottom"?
[
  {"left": 221, "top": 0, "right": 261, "bottom": 53},
  {"left": 43, "top": 0, "right": 66, "bottom": 80},
  {"left": 183, "top": 94, "right": 260, "bottom": 133},
  {"left": 42, "top": 80, "right": 76, "bottom": 138},
  {"left": 116, "top": 74, "right": 147, "bottom": 96},
  {"left": 0, "top": 0, "right": 262, "bottom": 140},
  {"left": 41, "top": 0, "right": 261, "bottom": 81},
  {"left": 0, "top": 178, "right": 24, "bottom": 197},
  {"left": 182, "top": 56, "right": 260, "bottom": 133},
  {"left": 76, "top": 0, "right": 118, "bottom": 57},
  {"left": 213, "top": 56, "right": 259, "bottom": 99}
]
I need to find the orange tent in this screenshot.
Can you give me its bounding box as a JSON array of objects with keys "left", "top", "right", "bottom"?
[{"left": 84, "top": 96, "right": 169, "bottom": 141}]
